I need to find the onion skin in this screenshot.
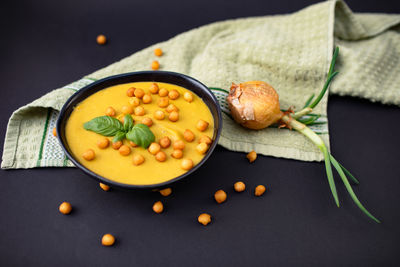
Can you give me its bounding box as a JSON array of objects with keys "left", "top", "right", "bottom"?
[{"left": 227, "top": 81, "right": 282, "bottom": 130}]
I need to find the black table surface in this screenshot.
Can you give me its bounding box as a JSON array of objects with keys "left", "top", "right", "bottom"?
[{"left": 1, "top": 0, "right": 400, "bottom": 266}]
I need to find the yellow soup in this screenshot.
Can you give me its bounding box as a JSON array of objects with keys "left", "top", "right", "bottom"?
[{"left": 66, "top": 82, "right": 214, "bottom": 185}]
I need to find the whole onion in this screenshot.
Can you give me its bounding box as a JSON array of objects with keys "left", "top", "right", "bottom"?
[{"left": 227, "top": 81, "right": 282, "bottom": 130}]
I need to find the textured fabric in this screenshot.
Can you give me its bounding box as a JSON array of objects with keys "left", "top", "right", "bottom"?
[{"left": 2, "top": 0, "right": 399, "bottom": 169}]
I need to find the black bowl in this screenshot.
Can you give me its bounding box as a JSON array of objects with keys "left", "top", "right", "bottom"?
[{"left": 56, "top": 71, "right": 222, "bottom": 190}]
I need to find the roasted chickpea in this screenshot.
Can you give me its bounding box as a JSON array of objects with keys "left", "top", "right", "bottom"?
[
  {"left": 214, "top": 190, "right": 227, "bottom": 204},
  {"left": 97, "top": 137, "right": 110, "bottom": 149},
  {"left": 168, "top": 89, "right": 180, "bottom": 100},
  {"left": 151, "top": 60, "right": 160, "bottom": 70},
  {"left": 59, "top": 202, "right": 72, "bottom": 215},
  {"left": 196, "top": 119, "right": 209, "bottom": 132},
  {"left": 133, "top": 88, "right": 145, "bottom": 99},
  {"left": 101, "top": 234, "right": 115, "bottom": 246},
  {"left": 155, "top": 151, "right": 167, "bottom": 162},
  {"left": 196, "top": 142, "right": 209, "bottom": 154},
  {"left": 149, "top": 83, "right": 159, "bottom": 94},
  {"left": 234, "top": 181, "right": 246, "bottom": 192},
  {"left": 119, "top": 145, "right": 131, "bottom": 156},
  {"left": 198, "top": 213, "right": 211, "bottom": 226},
  {"left": 159, "top": 136, "right": 171, "bottom": 148},
  {"left": 181, "top": 158, "right": 193, "bottom": 170},
  {"left": 173, "top": 140, "right": 185, "bottom": 150},
  {"left": 133, "top": 154, "right": 145, "bottom": 165},
  {"left": 52, "top": 127, "right": 57, "bottom": 137},
  {"left": 82, "top": 149, "right": 95, "bottom": 161},
  {"left": 183, "top": 91, "right": 193, "bottom": 102},
  {"left": 99, "top": 183, "right": 110, "bottom": 191},
  {"left": 126, "top": 87, "right": 135, "bottom": 97},
  {"left": 128, "top": 97, "right": 140, "bottom": 107},
  {"left": 105, "top": 107, "right": 116, "bottom": 116},
  {"left": 159, "top": 188, "right": 172, "bottom": 197},
  {"left": 112, "top": 141, "right": 123, "bottom": 150},
  {"left": 152, "top": 201, "right": 163, "bottom": 213},
  {"left": 183, "top": 129, "right": 195, "bottom": 142},
  {"left": 165, "top": 104, "right": 179, "bottom": 113},
  {"left": 168, "top": 111, "right": 179, "bottom": 122},
  {"left": 255, "top": 185, "right": 266, "bottom": 196},
  {"left": 158, "top": 97, "right": 169, "bottom": 108},
  {"left": 158, "top": 88, "right": 168, "bottom": 97},
  {"left": 142, "top": 93, "right": 152, "bottom": 104},
  {"left": 129, "top": 141, "right": 138, "bottom": 147},
  {"left": 148, "top": 142, "right": 161, "bottom": 155},
  {"left": 154, "top": 48, "right": 163, "bottom": 57},
  {"left": 171, "top": 149, "right": 183, "bottom": 159},
  {"left": 154, "top": 110, "right": 165, "bottom": 120},
  {"left": 96, "top": 34, "right": 106, "bottom": 45},
  {"left": 198, "top": 135, "right": 212, "bottom": 145},
  {"left": 121, "top": 105, "right": 134, "bottom": 114},
  {"left": 142, "top": 117, "right": 153, "bottom": 127},
  {"left": 134, "top": 106, "right": 145, "bottom": 116},
  {"left": 247, "top": 150, "right": 257, "bottom": 163}
]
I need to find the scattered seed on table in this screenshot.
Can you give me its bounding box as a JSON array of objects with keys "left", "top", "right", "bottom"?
[
  {"left": 101, "top": 234, "right": 115, "bottom": 246},
  {"left": 59, "top": 202, "right": 72, "bottom": 215},
  {"left": 152, "top": 201, "right": 164, "bottom": 214},
  {"left": 234, "top": 181, "right": 246, "bottom": 192},
  {"left": 151, "top": 60, "right": 160, "bottom": 70},
  {"left": 247, "top": 150, "right": 257, "bottom": 163},
  {"left": 159, "top": 188, "right": 172, "bottom": 197},
  {"left": 214, "top": 190, "right": 227, "bottom": 204},
  {"left": 198, "top": 213, "right": 211, "bottom": 226},
  {"left": 96, "top": 34, "right": 107, "bottom": 45},
  {"left": 255, "top": 185, "right": 266, "bottom": 196},
  {"left": 99, "top": 183, "right": 110, "bottom": 191},
  {"left": 154, "top": 48, "right": 163, "bottom": 57}
]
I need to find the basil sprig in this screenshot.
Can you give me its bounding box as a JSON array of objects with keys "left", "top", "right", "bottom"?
[
  {"left": 83, "top": 116, "right": 124, "bottom": 136},
  {"left": 83, "top": 115, "right": 155, "bottom": 148},
  {"left": 126, "top": 124, "right": 155, "bottom": 148}
]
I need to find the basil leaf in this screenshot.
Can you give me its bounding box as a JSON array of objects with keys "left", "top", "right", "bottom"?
[
  {"left": 126, "top": 124, "right": 155, "bottom": 148},
  {"left": 113, "top": 131, "right": 126, "bottom": 143},
  {"left": 83, "top": 116, "right": 124, "bottom": 136},
  {"left": 123, "top": 115, "right": 134, "bottom": 132}
]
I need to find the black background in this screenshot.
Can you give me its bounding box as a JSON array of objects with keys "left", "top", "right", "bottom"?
[{"left": 1, "top": 0, "right": 400, "bottom": 266}]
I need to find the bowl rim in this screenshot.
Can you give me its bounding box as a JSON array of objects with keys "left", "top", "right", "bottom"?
[{"left": 56, "top": 71, "right": 222, "bottom": 190}]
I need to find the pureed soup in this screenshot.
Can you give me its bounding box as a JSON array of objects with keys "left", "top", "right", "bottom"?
[{"left": 66, "top": 82, "right": 214, "bottom": 186}]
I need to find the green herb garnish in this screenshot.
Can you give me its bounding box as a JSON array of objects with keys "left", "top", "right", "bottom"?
[
  {"left": 84, "top": 114, "right": 155, "bottom": 148},
  {"left": 83, "top": 116, "right": 124, "bottom": 136},
  {"left": 126, "top": 123, "right": 155, "bottom": 148}
]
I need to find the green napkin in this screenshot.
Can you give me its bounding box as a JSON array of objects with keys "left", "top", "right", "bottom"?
[{"left": 2, "top": 0, "right": 399, "bottom": 169}]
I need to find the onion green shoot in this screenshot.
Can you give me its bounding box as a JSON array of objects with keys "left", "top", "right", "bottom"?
[{"left": 282, "top": 47, "right": 380, "bottom": 223}]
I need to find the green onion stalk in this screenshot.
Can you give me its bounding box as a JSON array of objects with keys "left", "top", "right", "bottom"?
[{"left": 282, "top": 47, "right": 380, "bottom": 223}]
